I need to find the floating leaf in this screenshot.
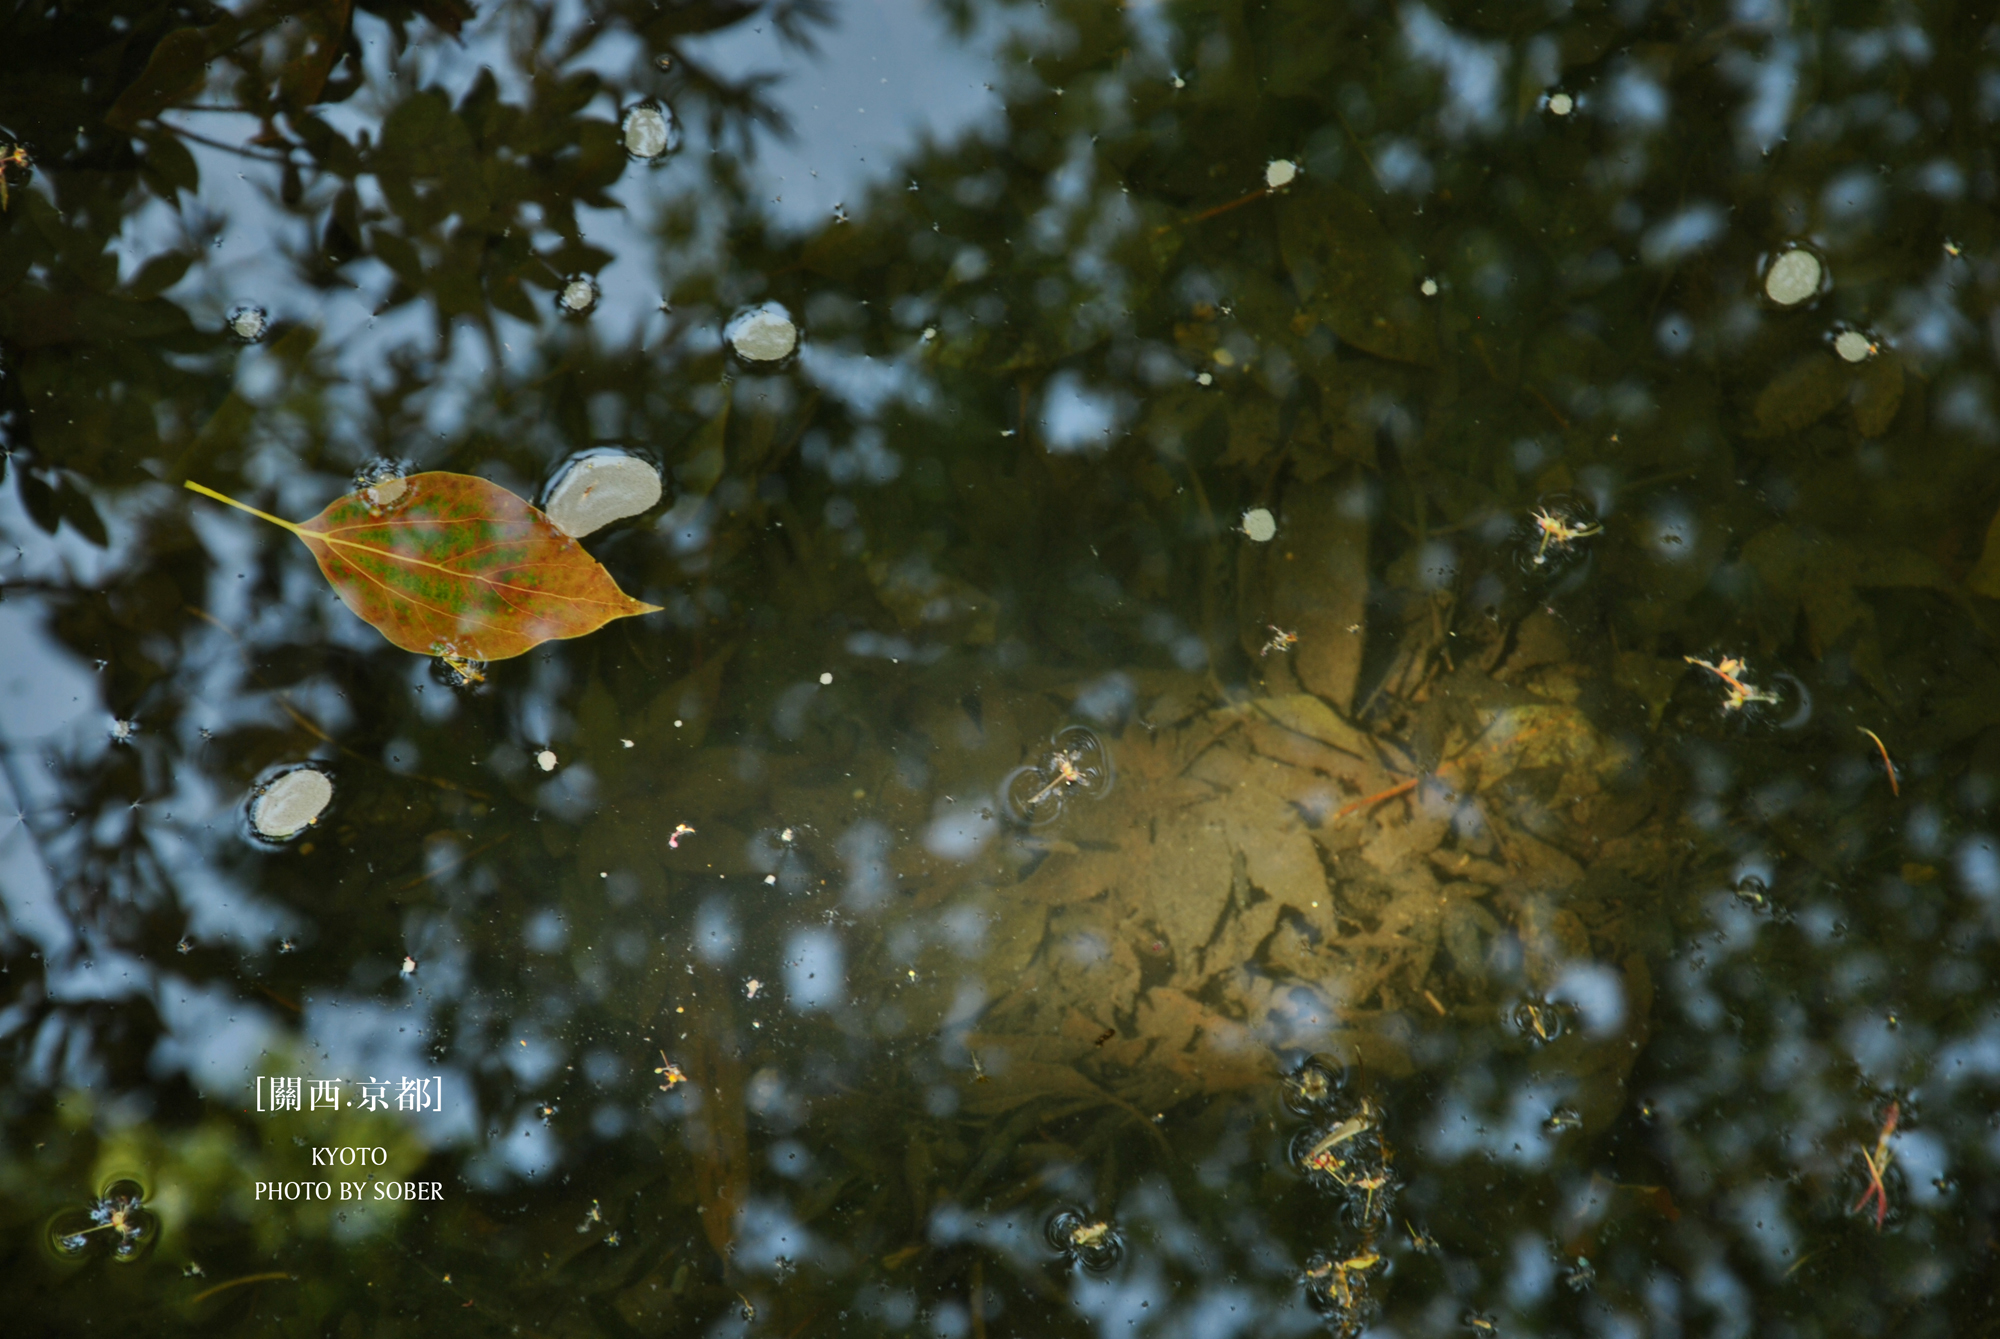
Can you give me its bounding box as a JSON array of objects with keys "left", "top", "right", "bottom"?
[{"left": 184, "top": 472, "right": 660, "bottom": 661}]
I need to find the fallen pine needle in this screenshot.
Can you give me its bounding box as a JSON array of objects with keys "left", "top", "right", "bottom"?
[{"left": 1858, "top": 727, "right": 1899, "bottom": 796}]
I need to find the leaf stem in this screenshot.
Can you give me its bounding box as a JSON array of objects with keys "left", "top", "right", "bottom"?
[{"left": 182, "top": 481, "right": 303, "bottom": 535}]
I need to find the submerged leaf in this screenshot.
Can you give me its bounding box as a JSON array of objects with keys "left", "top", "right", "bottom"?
[
  {"left": 1851, "top": 352, "right": 1905, "bottom": 437},
  {"left": 185, "top": 473, "right": 660, "bottom": 660},
  {"left": 1277, "top": 183, "right": 1438, "bottom": 366},
  {"left": 1752, "top": 354, "right": 1848, "bottom": 436}
]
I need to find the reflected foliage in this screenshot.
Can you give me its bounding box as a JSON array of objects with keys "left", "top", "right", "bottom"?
[{"left": 3, "top": 0, "right": 2000, "bottom": 1334}]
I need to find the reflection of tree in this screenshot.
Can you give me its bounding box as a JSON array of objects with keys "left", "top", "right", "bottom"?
[{"left": 4, "top": 0, "right": 2000, "bottom": 1333}]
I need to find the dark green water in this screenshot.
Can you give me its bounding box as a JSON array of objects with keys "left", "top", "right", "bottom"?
[{"left": 3, "top": 0, "right": 1999, "bottom": 1334}]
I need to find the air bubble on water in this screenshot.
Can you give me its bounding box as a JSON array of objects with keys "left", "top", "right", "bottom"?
[
  {"left": 621, "top": 102, "right": 679, "bottom": 161},
  {"left": 1833, "top": 328, "right": 1877, "bottom": 363},
  {"left": 1265, "top": 158, "right": 1299, "bottom": 190},
  {"left": 1240, "top": 507, "right": 1277, "bottom": 542},
  {"left": 356, "top": 458, "right": 414, "bottom": 511},
  {"left": 1546, "top": 91, "right": 1575, "bottom": 116},
  {"left": 559, "top": 275, "right": 599, "bottom": 316},
  {"left": 226, "top": 303, "right": 269, "bottom": 343},
  {"left": 1763, "top": 247, "right": 1826, "bottom": 306},
  {"left": 249, "top": 764, "right": 334, "bottom": 841},
  {"left": 726, "top": 302, "right": 800, "bottom": 363},
  {"left": 536, "top": 749, "right": 558, "bottom": 773},
  {"left": 1420, "top": 277, "right": 1439, "bottom": 296},
  {"left": 542, "top": 449, "right": 664, "bottom": 538}
]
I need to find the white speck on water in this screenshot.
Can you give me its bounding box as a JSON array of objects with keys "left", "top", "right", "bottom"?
[
  {"left": 542, "top": 451, "right": 663, "bottom": 538},
  {"left": 1764, "top": 248, "right": 1824, "bottom": 306},
  {"left": 1196, "top": 371, "right": 1213, "bottom": 386},
  {"left": 226, "top": 304, "right": 269, "bottom": 343},
  {"left": 401, "top": 955, "right": 417, "bottom": 977},
  {"left": 1833, "top": 329, "right": 1876, "bottom": 362},
  {"left": 921, "top": 327, "right": 937, "bottom": 342},
  {"left": 1241, "top": 508, "right": 1277, "bottom": 543},
  {"left": 621, "top": 103, "right": 678, "bottom": 160},
  {"left": 1265, "top": 158, "right": 1299, "bottom": 190},
  {"left": 745, "top": 978, "right": 763, "bottom": 999},
  {"left": 1547, "top": 92, "right": 1574, "bottom": 116},
  {"left": 251, "top": 766, "right": 333, "bottom": 839},
  {"left": 819, "top": 672, "right": 834, "bottom": 685},
  {"left": 727, "top": 303, "right": 800, "bottom": 362},
  {"left": 536, "top": 749, "right": 558, "bottom": 772},
  {"left": 1420, "top": 277, "right": 1439, "bottom": 296},
  {"left": 109, "top": 717, "right": 136, "bottom": 744},
  {"left": 621, "top": 738, "right": 634, "bottom": 749},
  {"left": 559, "top": 277, "right": 598, "bottom": 315}
]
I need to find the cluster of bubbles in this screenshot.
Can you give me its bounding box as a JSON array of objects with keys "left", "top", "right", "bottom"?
[
  {"left": 1043, "top": 1206, "right": 1124, "bottom": 1274},
  {"left": 1001, "top": 725, "right": 1114, "bottom": 826},
  {"left": 47, "top": 1179, "right": 155, "bottom": 1263},
  {"left": 1284, "top": 1057, "right": 1398, "bottom": 1335}
]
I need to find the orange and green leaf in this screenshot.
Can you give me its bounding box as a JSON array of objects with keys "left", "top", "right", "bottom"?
[{"left": 185, "top": 472, "right": 659, "bottom": 661}]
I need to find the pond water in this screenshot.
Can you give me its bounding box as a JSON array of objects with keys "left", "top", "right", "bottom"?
[{"left": 3, "top": 0, "right": 1998, "bottom": 1334}]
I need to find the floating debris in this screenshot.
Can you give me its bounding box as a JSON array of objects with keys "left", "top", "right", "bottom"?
[
  {"left": 1261, "top": 624, "right": 1299, "bottom": 657},
  {"left": 542, "top": 451, "right": 663, "bottom": 538},
  {"left": 1045, "top": 1208, "right": 1124, "bottom": 1273},
  {"left": 108, "top": 717, "right": 137, "bottom": 745},
  {"left": 1763, "top": 247, "right": 1825, "bottom": 306},
  {"left": 536, "top": 749, "right": 558, "bottom": 772},
  {"left": 668, "top": 822, "right": 695, "bottom": 848},
  {"left": 558, "top": 276, "right": 599, "bottom": 316},
  {"left": 1420, "top": 276, "right": 1439, "bottom": 296},
  {"left": 620, "top": 102, "right": 679, "bottom": 160},
  {"left": 1733, "top": 873, "right": 1773, "bottom": 913},
  {"left": 1301, "top": 1250, "right": 1383, "bottom": 1334},
  {"left": 226, "top": 303, "right": 270, "bottom": 343},
  {"left": 1282, "top": 1055, "right": 1348, "bottom": 1117},
  {"left": 1851, "top": 1101, "right": 1899, "bottom": 1230},
  {"left": 1240, "top": 507, "right": 1277, "bottom": 542},
  {"left": 250, "top": 765, "right": 333, "bottom": 840},
  {"left": 400, "top": 955, "right": 417, "bottom": 978},
  {"left": 726, "top": 302, "right": 800, "bottom": 363},
  {"left": 1510, "top": 996, "right": 1572, "bottom": 1044},
  {"left": 1684, "top": 654, "right": 1781, "bottom": 713},
  {"left": 49, "top": 1180, "right": 155, "bottom": 1262},
  {"left": 1524, "top": 496, "right": 1602, "bottom": 570},
  {"left": 0, "top": 140, "right": 33, "bottom": 210},
  {"left": 176, "top": 936, "right": 193, "bottom": 955},
  {"left": 1563, "top": 1256, "right": 1596, "bottom": 1291},
  {"left": 1264, "top": 158, "right": 1299, "bottom": 190},
  {"left": 577, "top": 1199, "right": 603, "bottom": 1234},
  {"left": 1001, "top": 725, "right": 1113, "bottom": 826},
  {"left": 744, "top": 978, "right": 762, "bottom": 999},
  {"left": 1543, "top": 1106, "right": 1583, "bottom": 1134},
  {"left": 654, "top": 1053, "right": 687, "bottom": 1090},
  {"left": 1546, "top": 91, "right": 1574, "bottom": 116}
]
